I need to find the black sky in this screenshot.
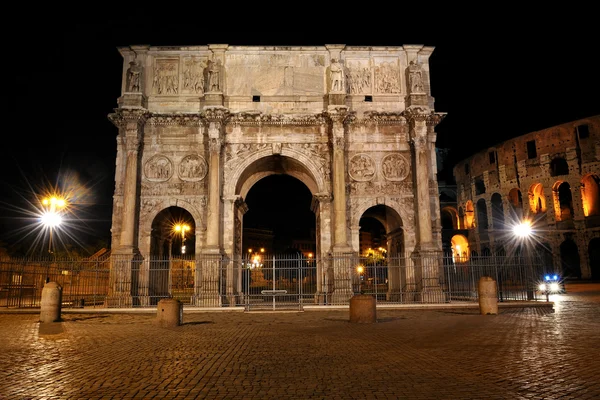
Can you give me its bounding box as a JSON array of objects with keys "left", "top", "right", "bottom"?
[{"left": 1, "top": 11, "right": 598, "bottom": 253}]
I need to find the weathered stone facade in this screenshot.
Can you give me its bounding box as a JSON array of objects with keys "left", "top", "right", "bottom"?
[
  {"left": 452, "top": 116, "right": 600, "bottom": 280},
  {"left": 107, "top": 44, "right": 446, "bottom": 306}
]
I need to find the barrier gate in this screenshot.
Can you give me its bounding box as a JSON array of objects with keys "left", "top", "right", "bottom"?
[{"left": 242, "top": 254, "right": 317, "bottom": 311}]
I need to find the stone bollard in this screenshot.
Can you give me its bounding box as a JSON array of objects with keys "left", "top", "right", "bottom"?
[
  {"left": 156, "top": 298, "right": 183, "bottom": 328},
  {"left": 349, "top": 294, "right": 377, "bottom": 323},
  {"left": 40, "top": 282, "right": 62, "bottom": 323},
  {"left": 478, "top": 276, "right": 498, "bottom": 315}
]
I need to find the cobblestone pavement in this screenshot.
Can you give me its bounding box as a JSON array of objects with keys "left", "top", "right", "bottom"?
[{"left": 1, "top": 284, "right": 599, "bottom": 400}]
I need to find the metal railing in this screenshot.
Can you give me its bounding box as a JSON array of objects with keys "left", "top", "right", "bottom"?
[{"left": 0, "top": 252, "right": 547, "bottom": 309}]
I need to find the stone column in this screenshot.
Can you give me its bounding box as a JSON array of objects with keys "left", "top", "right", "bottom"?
[
  {"left": 407, "top": 110, "right": 446, "bottom": 303},
  {"left": 106, "top": 109, "right": 148, "bottom": 308},
  {"left": 327, "top": 107, "right": 354, "bottom": 304},
  {"left": 222, "top": 195, "right": 246, "bottom": 306},
  {"left": 193, "top": 107, "right": 229, "bottom": 307},
  {"left": 312, "top": 193, "right": 332, "bottom": 304}
]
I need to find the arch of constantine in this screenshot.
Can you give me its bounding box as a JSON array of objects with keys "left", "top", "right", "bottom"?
[{"left": 106, "top": 44, "right": 446, "bottom": 307}]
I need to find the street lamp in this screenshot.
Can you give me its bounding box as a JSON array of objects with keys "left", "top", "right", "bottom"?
[
  {"left": 174, "top": 224, "right": 190, "bottom": 255},
  {"left": 513, "top": 220, "right": 534, "bottom": 299},
  {"left": 40, "top": 196, "right": 67, "bottom": 255},
  {"left": 357, "top": 265, "right": 365, "bottom": 293}
]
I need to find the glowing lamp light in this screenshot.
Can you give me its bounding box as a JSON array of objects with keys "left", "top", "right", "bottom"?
[
  {"left": 357, "top": 265, "right": 365, "bottom": 274},
  {"left": 513, "top": 221, "right": 532, "bottom": 238},
  {"left": 40, "top": 212, "right": 62, "bottom": 228}
]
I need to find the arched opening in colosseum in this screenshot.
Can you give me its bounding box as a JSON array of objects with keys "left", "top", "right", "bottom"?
[
  {"left": 149, "top": 206, "right": 197, "bottom": 305},
  {"left": 464, "top": 201, "right": 475, "bottom": 228},
  {"left": 560, "top": 238, "right": 581, "bottom": 279},
  {"left": 528, "top": 183, "right": 547, "bottom": 214},
  {"left": 553, "top": 182, "right": 574, "bottom": 221},
  {"left": 491, "top": 193, "right": 504, "bottom": 229},
  {"left": 441, "top": 206, "right": 459, "bottom": 230},
  {"left": 581, "top": 174, "right": 600, "bottom": 217},
  {"left": 588, "top": 238, "right": 600, "bottom": 280},
  {"left": 550, "top": 157, "right": 570, "bottom": 177},
  {"left": 476, "top": 199, "right": 488, "bottom": 233},
  {"left": 508, "top": 188, "right": 524, "bottom": 221}
]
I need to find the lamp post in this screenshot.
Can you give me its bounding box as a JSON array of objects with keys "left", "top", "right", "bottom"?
[
  {"left": 357, "top": 265, "right": 365, "bottom": 294},
  {"left": 513, "top": 220, "right": 534, "bottom": 300},
  {"left": 174, "top": 224, "right": 190, "bottom": 255},
  {"left": 40, "top": 196, "right": 67, "bottom": 255},
  {"left": 40, "top": 196, "right": 67, "bottom": 284}
]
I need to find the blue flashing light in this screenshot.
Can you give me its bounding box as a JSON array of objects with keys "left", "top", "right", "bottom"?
[
  {"left": 545, "top": 275, "right": 551, "bottom": 281},
  {"left": 553, "top": 275, "right": 558, "bottom": 280}
]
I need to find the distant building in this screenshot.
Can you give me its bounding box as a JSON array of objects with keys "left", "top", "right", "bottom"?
[
  {"left": 242, "top": 228, "right": 274, "bottom": 255},
  {"left": 449, "top": 115, "right": 600, "bottom": 280}
]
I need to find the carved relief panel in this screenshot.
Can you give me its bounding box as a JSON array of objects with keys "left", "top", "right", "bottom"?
[
  {"left": 345, "top": 59, "right": 372, "bottom": 95},
  {"left": 374, "top": 58, "right": 401, "bottom": 94},
  {"left": 349, "top": 154, "right": 376, "bottom": 181},
  {"left": 144, "top": 155, "right": 174, "bottom": 182},
  {"left": 152, "top": 59, "right": 179, "bottom": 95},
  {"left": 182, "top": 57, "right": 207, "bottom": 94},
  {"left": 381, "top": 154, "right": 410, "bottom": 181},
  {"left": 178, "top": 154, "right": 208, "bottom": 182}
]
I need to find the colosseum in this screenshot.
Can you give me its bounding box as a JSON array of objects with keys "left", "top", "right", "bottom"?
[{"left": 448, "top": 115, "right": 600, "bottom": 281}]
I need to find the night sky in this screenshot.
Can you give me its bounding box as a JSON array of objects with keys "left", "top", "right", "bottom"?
[{"left": 1, "top": 12, "right": 598, "bottom": 255}]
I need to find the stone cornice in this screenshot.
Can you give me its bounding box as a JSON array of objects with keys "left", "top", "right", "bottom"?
[
  {"left": 229, "top": 111, "right": 329, "bottom": 126},
  {"left": 426, "top": 112, "right": 447, "bottom": 127},
  {"left": 108, "top": 109, "right": 151, "bottom": 128},
  {"left": 355, "top": 111, "right": 408, "bottom": 126},
  {"left": 149, "top": 114, "right": 204, "bottom": 127},
  {"left": 203, "top": 107, "right": 231, "bottom": 123},
  {"left": 402, "top": 108, "right": 446, "bottom": 127}
]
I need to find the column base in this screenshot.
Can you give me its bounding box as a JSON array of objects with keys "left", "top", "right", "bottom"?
[
  {"left": 417, "top": 288, "right": 447, "bottom": 303},
  {"left": 314, "top": 292, "right": 327, "bottom": 305},
  {"left": 105, "top": 295, "right": 133, "bottom": 308},
  {"left": 330, "top": 288, "right": 353, "bottom": 305},
  {"left": 191, "top": 293, "right": 221, "bottom": 307}
]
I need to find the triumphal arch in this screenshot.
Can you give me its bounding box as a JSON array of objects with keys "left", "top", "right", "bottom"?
[{"left": 106, "top": 44, "right": 446, "bottom": 307}]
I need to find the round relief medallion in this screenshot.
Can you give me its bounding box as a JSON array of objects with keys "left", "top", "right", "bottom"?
[
  {"left": 349, "top": 154, "right": 376, "bottom": 182},
  {"left": 381, "top": 153, "right": 409, "bottom": 181},
  {"left": 144, "top": 155, "right": 173, "bottom": 182},
  {"left": 178, "top": 154, "right": 208, "bottom": 182}
]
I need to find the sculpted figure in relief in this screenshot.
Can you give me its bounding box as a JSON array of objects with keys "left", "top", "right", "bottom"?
[
  {"left": 382, "top": 154, "right": 409, "bottom": 181},
  {"left": 407, "top": 61, "right": 425, "bottom": 93},
  {"left": 346, "top": 63, "right": 371, "bottom": 94},
  {"left": 349, "top": 154, "right": 376, "bottom": 181},
  {"left": 153, "top": 61, "right": 179, "bottom": 95},
  {"left": 126, "top": 60, "right": 142, "bottom": 92},
  {"left": 329, "top": 59, "right": 345, "bottom": 92},
  {"left": 178, "top": 154, "right": 208, "bottom": 181},
  {"left": 144, "top": 155, "right": 173, "bottom": 182},
  {"left": 205, "top": 59, "right": 222, "bottom": 92},
  {"left": 375, "top": 62, "right": 400, "bottom": 93},
  {"left": 183, "top": 59, "right": 206, "bottom": 94}
]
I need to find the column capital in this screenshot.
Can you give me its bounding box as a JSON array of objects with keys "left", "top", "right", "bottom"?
[
  {"left": 203, "top": 107, "right": 230, "bottom": 124},
  {"left": 108, "top": 108, "right": 150, "bottom": 129}
]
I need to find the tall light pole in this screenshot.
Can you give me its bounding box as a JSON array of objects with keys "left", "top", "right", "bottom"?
[
  {"left": 174, "top": 224, "right": 190, "bottom": 255},
  {"left": 513, "top": 220, "right": 534, "bottom": 300},
  {"left": 40, "top": 196, "right": 67, "bottom": 255}
]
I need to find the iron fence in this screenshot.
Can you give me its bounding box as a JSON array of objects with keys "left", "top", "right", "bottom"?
[{"left": 0, "top": 252, "right": 548, "bottom": 310}]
